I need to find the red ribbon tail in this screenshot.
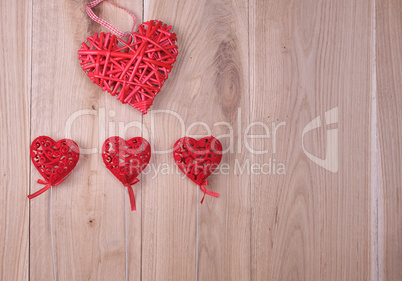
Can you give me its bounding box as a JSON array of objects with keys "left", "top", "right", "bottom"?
[
  {"left": 28, "top": 180, "right": 52, "bottom": 199},
  {"left": 127, "top": 186, "right": 136, "bottom": 211},
  {"left": 200, "top": 189, "right": 206, "bottom": 204},
  {"left": 199, "top": 183, "right": 219, "bottom": 204},
  {"left": 125, "top": 180, "right": 139, "bottom": 211}
]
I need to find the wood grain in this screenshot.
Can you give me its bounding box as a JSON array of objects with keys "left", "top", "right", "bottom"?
[
  {"left": 30, "top": 0, "right": 142, "bottom": 280},
  {"left": 376, "top": 0, "right": 402, "bottom": 280},
  {"left": 190, "top": 1, "right": 251, "bottom": 281},
  {"left": 250, "top": 0, "right": 372, "bottom": 280},
  {"left": 0, "top": 0, "right": 31, "bottom": 280},
  {"left": 3, "top": 0, "right": 402, "bottom": 280},
  {"left": 141, "top": 1, "right": 198, "bottom": 280}
]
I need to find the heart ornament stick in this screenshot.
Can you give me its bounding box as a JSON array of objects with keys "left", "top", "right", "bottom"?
[
  {"left": 78, "top": 0, "right": 178, "bottom": 114},
  {"left": 173, "top": 136, "right": 223, "bottom": 204},
  {"left": 102, "top": 136, "right": 151, "bottom": 211},
  {"left": 28, "top": 136, "right": 80, "bottom": 199}
]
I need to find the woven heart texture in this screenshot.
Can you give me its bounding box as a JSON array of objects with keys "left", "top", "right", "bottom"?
[
  {"left": 78, "top": 20, "right": 178, "bottom": 114},
  {"left": 102, "top": 136, "right": 151, "bottom": 210},
  {"left": 31, "top": 136, "right": 80, "bottom": 186},
  {"left": 173, "top": 136, "right": 223, "bottom": 185}
]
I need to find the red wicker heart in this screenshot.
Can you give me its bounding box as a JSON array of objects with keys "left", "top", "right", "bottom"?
[
  {"left": 173, "top": 136, "right": 222, "bottom": 203},
  {"left": 78, "top": 20, "right": 178, "bottom": 114},
  {"left": 102, "top": 136, "right": 151, "bottom": 210},
  {"left": 28, "top": 136, "right": 80, "bottom": 199}
]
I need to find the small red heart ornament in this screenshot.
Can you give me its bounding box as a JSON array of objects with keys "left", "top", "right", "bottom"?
[
  {"left": 28, "top": 136, "right": 80, "bottom": 199},
  {"left": 78, "top": 20, "right": 178, "bottom": 114},
  {"left": 102, "top": 136, "right": 151, "bottom": 210},
  {"left": 173, "top": 136, "right": 223, "bottom": 203}
]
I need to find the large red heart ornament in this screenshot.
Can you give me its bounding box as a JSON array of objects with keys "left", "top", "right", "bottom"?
[
  {"left": 28, "top": 136, "right": 80, "bottom": 199},
  {"left": 102, "top": 136, "right": 151, "bottom": 210},
  {"left": 173, "top": 136, "right": 223, "bottom": 203},
  {"left": 78, "top": 20, "right": 178, "bottom": 114}
]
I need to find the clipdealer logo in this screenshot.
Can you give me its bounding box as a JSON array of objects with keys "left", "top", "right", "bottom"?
[
  {"left": 63, "top": 107, "right": 338, "bottom": 176},
  {"left": 302, "top": 107, "right": 339, "bottom": 173}
]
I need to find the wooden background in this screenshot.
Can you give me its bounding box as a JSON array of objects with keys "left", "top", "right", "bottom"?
[{"left": 0, "top": 0, "right": 401, "bottom": 280}]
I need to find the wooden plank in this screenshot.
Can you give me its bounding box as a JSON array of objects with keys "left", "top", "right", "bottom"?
[
  {"left": 376, "top": 0, "right": 402, "bottom": 280},
  {"left": 30, "top": 1, "right": 142, "bottom": 280},
  {"left": 190, "top": 1, "right": 251, "bottom": 281},
  {"left": 250, "top": 0, "right": 372, "bottom": 280},
  {"left": 6, "top": 0, "right": 400, "bottom": 279},
  {"left": 141, "top": 2, "right": 199, "bottom": 280},
  {"left": 0, "top": 0, "right": 31, "bottom": 280}
]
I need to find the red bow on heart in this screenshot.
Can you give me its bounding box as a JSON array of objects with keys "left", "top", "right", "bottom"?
[
  {"left": 102, "top": 136, "right": 151, "bottom": 211},
  {"left": 173, "top": 136, "right": 223, "bottom": 203},
  {"left": 28, "top": 136, "right": 80, "bottom": 199}
]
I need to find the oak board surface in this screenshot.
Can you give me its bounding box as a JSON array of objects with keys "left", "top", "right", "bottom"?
[{"left": 0, "top": 0, "right": 400, "bottom": 280}]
